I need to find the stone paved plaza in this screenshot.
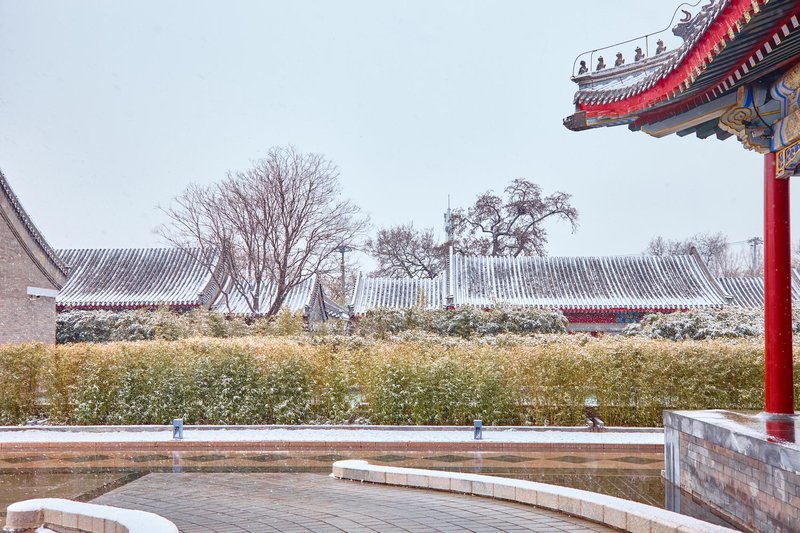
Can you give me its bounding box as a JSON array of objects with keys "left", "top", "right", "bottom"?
[{"left": 93, "top": 472, "right": 617, "bottom": 532}]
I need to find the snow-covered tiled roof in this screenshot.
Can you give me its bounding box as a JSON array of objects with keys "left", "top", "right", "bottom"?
[
  {"left": 212, "top": 276, "right": 318, "bottom": 316},
  {"left": 564, "top": 1, "right": 800, "bottom": 135},
  {"left": 323, "top": 296, "right": 350, "bottom": 320},
  {"left": 57, "top": 248, "right": 217, "bottom": 309},
  {"left": 717, "top": 274, "right": 800, "bottom": 308},
  {"left": 571, "top": 0, "right": 728, "bottom": 108},
  {"left": 350, "top": 274, "right": 446, "bottom": 315},
  {"left": 451, "top": 254, "right": 728, "bottom": 311}
]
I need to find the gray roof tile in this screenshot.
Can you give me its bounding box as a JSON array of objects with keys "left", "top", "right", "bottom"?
[
  {"left": 451, "top": 254, "right": 727, "bottom": 310},
  {"left": 57, "top": 248, "right": 216, "bottom": 309}
]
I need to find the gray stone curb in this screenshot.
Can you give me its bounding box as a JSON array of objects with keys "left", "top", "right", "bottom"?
[{"left": 331, "top": 460, "right": 737, "bottom": 533}]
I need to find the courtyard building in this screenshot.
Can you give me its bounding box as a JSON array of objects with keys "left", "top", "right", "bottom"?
[
  {"left": 0, "top": 171, "right": 67, "bottom": 344},
  {"left": 57, "top": 247, "right": 331, "bottom": 323},
  {"left": 716, "top": 271, "right": 800, "bottom": 308},
  {"left": 351, "top": 249, "right": 731, "bottom": 333},
  {"left": 57, "top": 247, "right": 223, "bottom": 312},
  {"left": 211, "top": 275, "right": 330, "bottom": 323}
]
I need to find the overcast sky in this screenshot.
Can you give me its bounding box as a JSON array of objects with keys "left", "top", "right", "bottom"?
[{"left": 1, "top": 1, "right": 794, "bottom": 263}]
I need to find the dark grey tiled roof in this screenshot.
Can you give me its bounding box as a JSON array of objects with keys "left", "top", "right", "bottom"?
[
  {"left": 323, "top": 295, "right": 350, "bottom": 320},
  {"left": 1, "top": 170, "right": 67, "bottom": 282},
  {"left": 57, "top": 248, "right": 217, "bottom": 309}
]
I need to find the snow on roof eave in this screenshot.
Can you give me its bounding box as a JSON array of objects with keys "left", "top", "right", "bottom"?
[
  {"left": 1, "top": 170, "right": 68, "bottom": 286},
  {"left": 567, "top": 0, "right": 784, "bottom": 124}
]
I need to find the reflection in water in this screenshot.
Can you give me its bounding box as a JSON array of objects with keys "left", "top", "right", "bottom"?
[
  {"left": 0, "top": 449, "right": 731, "bottom": 528},
  {"left": 0, "top": 471, "right": 140, "bottom": 520},
  {"left": 664, "top": 479, "right": 739, "bottom": 529},
  {"left": 766, "top": 418, "right": 797, "bottom": 443}
]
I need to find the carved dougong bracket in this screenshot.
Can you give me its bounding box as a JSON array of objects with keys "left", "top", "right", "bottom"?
[
  {"left": 717, "top": 64, "right": 800, "bottom": 176},
  {"left": 718, "top": 85, "right": 774, "bottom": 154},
  {"left": 771, "top": 62, "right": 800, "bottom": 150},
  {"left": 771, "top": 62, "right": 800, "bottom": 177}
]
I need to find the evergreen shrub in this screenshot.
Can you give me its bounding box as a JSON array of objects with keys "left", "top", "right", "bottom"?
[
  {"left": 625, "top": 306, "right": 800, "bottom": 340},
  {"left": 56, "top": 308, "right": 305, "bottom": 344},
  {"left": 0, "top": 344, "right": 47, "bottom": 424},
  {"left": 355, "top": 306, "right": 568, "bottom": 338}
]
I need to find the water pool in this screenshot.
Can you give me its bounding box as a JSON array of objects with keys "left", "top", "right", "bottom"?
[{"left": 0, "top": 449, "right": 733, "bottom": 528}]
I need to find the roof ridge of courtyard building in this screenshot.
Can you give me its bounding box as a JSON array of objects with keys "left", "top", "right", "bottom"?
[{"left": 451, "top": 252, "right": 699, "bottom": 260}]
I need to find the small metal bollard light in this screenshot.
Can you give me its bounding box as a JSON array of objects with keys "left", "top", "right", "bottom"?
[
  {"left": 172, "top": 418, "right": 184, "bottom": 440},
  {"left": 584, "top": 396, "right": 605, "bottom": 431},
  {"left": 473, "top": 419, "right": 483, "bottom": 440}
]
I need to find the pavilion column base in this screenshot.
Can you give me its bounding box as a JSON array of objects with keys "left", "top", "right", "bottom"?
[{"left": 664, "top": 410, "right": 800, "bottom": 533}]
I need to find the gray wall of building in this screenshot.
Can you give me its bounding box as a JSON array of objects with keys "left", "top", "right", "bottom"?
[{"left": 0, "top": 218, "right": 58, "bottom": 344}]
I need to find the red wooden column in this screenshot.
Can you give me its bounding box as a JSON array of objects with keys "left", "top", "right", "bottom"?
[{"left": 764, "top": 152, "right": 795, "bottom": 414}]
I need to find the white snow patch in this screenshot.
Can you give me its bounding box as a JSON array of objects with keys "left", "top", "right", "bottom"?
[
  {"left": 0, "top": 428, "right": 664, "bottom": 445},
  {"left": 9, "top": 498, "right": 177, "bottom": 532}
]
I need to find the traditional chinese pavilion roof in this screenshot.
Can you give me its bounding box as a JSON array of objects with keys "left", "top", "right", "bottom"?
[
  {"left": 1, "top": 170, "right": 67, "bottom": 288},
  {"left": 451, "top": 253, "right": 729, "bottom": 311},
  {"left": 717, "top": 272, "right": 800, "bottom": 308},
  {"left": 350, "top": 274, "right": 446, "bottom": 315},
  {"left": 565, "top": 0, "right": 800, "bottom": 139},
  {"left": 57, "top": 248, "right": 218, "bottom": 309},
  {"left": 211, "top": 275, "right": 323, "bottom": 317}
]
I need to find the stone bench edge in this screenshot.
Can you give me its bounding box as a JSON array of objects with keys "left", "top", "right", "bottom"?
[
  {"left": 331, "top": 460, "right": 736, "bottom": 533},
  {"left": 4, "top": 498, "right": 178, "bottom": 533}
]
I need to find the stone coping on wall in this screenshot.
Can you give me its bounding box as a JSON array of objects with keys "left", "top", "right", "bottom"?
[
  {"left": 664, "top": 409, "right": 800, "bottom": 532},
  {"left": 331, "top": 460, "right": 737, "bottom": 533},
  {"left": 664, "top": 410, "right": 800, "bottom": 461},
  {"left": 3, "top": 498, "right": 178, "bottom": 533}
]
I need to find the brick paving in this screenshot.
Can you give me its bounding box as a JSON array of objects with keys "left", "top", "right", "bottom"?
[{"left": 93, "top": 473, "right": 617, "bottom": 532}]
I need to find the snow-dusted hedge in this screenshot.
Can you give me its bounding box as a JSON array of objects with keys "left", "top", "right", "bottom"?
[
  {"left": 46, "top": 338, "right": 350, "bottom": 425},
  {"left": 355, "top": 306, "right": 568, "bottom": 338},
  {"left": 0, "top": 344, "right": 46, "bottom": 425},
  {"left": 56, "top": 309, "right": 305, "bottom": 344},
  {"left": 625, "top": 306, "right": 800, "bottom": 340},
  {"left": 2, "top": 336, "right": 794, "bottom": 426}
]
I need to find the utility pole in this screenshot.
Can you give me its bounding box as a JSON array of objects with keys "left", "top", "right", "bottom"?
[
  {"left": 443, "top": 196, "right": 454, "bottom": 307},
  {"left": 747, "top": 237, "right": 763, "bottom": 272},
  {"left": 443, "top": 195, "right": 454, "bottom": 243},
  {"left": 335, "top": 245, "right": 352, "bottom": 305}
]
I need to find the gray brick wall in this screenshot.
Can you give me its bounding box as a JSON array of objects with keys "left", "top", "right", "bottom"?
[
  {"left": 665, "top": 412, "right": 800, "bottom": 533},
  {"left": 0, "top": 218, "right": 57, "bottom": 344}
]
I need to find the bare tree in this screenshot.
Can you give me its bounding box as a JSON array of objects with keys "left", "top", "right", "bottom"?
[
  {"left": 451, "top": 179, "right": 578, "bottom": 257},
  {"left": 159, "top": 146, "right": 368, "bottom": 316},
  {"left": 318, "top": 251, "right": 361, "bottom": 303},
  {"left": 366, "top": 224, "right": 446, "bottom": 279},
  {"left": 646, "top": 232, "right": 749, "bottom": 276}
]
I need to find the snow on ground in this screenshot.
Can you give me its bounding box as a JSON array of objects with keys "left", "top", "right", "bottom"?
[
  {"left": 0, "top": 428, "right": 664, "bottom": 445},
  {"left": 10, "top": 498, "right": 178, "bottom": 532}
]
